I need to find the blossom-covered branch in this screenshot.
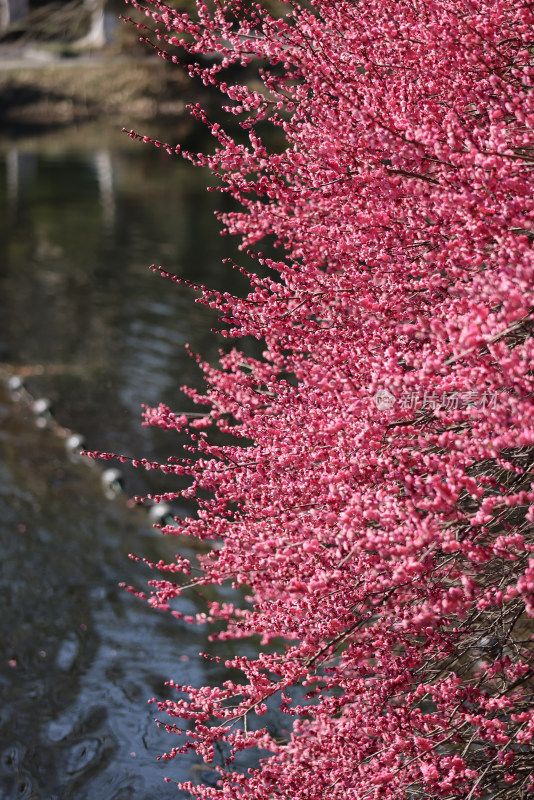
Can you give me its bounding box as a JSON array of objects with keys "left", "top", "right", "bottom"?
[{"left": 114, "top": 0, "right": 534, "bottom": 797}]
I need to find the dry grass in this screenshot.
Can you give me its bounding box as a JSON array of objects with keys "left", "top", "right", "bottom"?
[{"left": 0, "top": 54, "right": 196, "bottom": 130}]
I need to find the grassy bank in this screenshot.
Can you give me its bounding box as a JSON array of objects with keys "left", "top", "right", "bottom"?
[{"left": 0, "top": 53, "right": 205, "bottom": 143}]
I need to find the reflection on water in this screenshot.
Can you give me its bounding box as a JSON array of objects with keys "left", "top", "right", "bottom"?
[
  {"left": 0, "top": 139, "right": 253, "bottom": 492},
  {"left": 0, "top": 138, "right": 261, "bottom": 797},
  {"left": 93, "top": 149, "right": 116, "bottom": 231}
]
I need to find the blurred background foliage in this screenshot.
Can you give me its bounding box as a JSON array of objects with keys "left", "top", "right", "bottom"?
[{"left": 0, "top": 0, "right": 292, "bottom": 51}]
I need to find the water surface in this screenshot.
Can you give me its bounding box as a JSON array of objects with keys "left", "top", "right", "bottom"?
[{"left": 0, "top": 134, "right": 264, "bottom": 798}]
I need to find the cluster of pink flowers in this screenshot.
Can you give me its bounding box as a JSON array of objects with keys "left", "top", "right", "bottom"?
[{"left": 114, "top": 0, "right": 534, "bottom": 796}]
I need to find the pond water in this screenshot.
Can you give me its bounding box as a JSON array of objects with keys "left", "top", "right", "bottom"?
[{"left": 0, "top": 132, "right": 271, "bottom": 798}]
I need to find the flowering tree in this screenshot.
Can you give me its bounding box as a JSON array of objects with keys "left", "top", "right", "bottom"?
[{"left": 102, "top": 0, "right": 534, "bottom": 796}]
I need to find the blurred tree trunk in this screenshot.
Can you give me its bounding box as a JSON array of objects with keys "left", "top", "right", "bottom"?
[
  {"left": 79, "top": 0, "right": 106, "bottom": 47},
  {"left": 0, "top": 0, "right": 29, "bottom": 33}
]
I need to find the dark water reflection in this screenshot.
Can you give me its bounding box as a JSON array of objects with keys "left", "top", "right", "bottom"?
[{"left": 0, "top": 138, "right": 267, "bottom": 797}]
